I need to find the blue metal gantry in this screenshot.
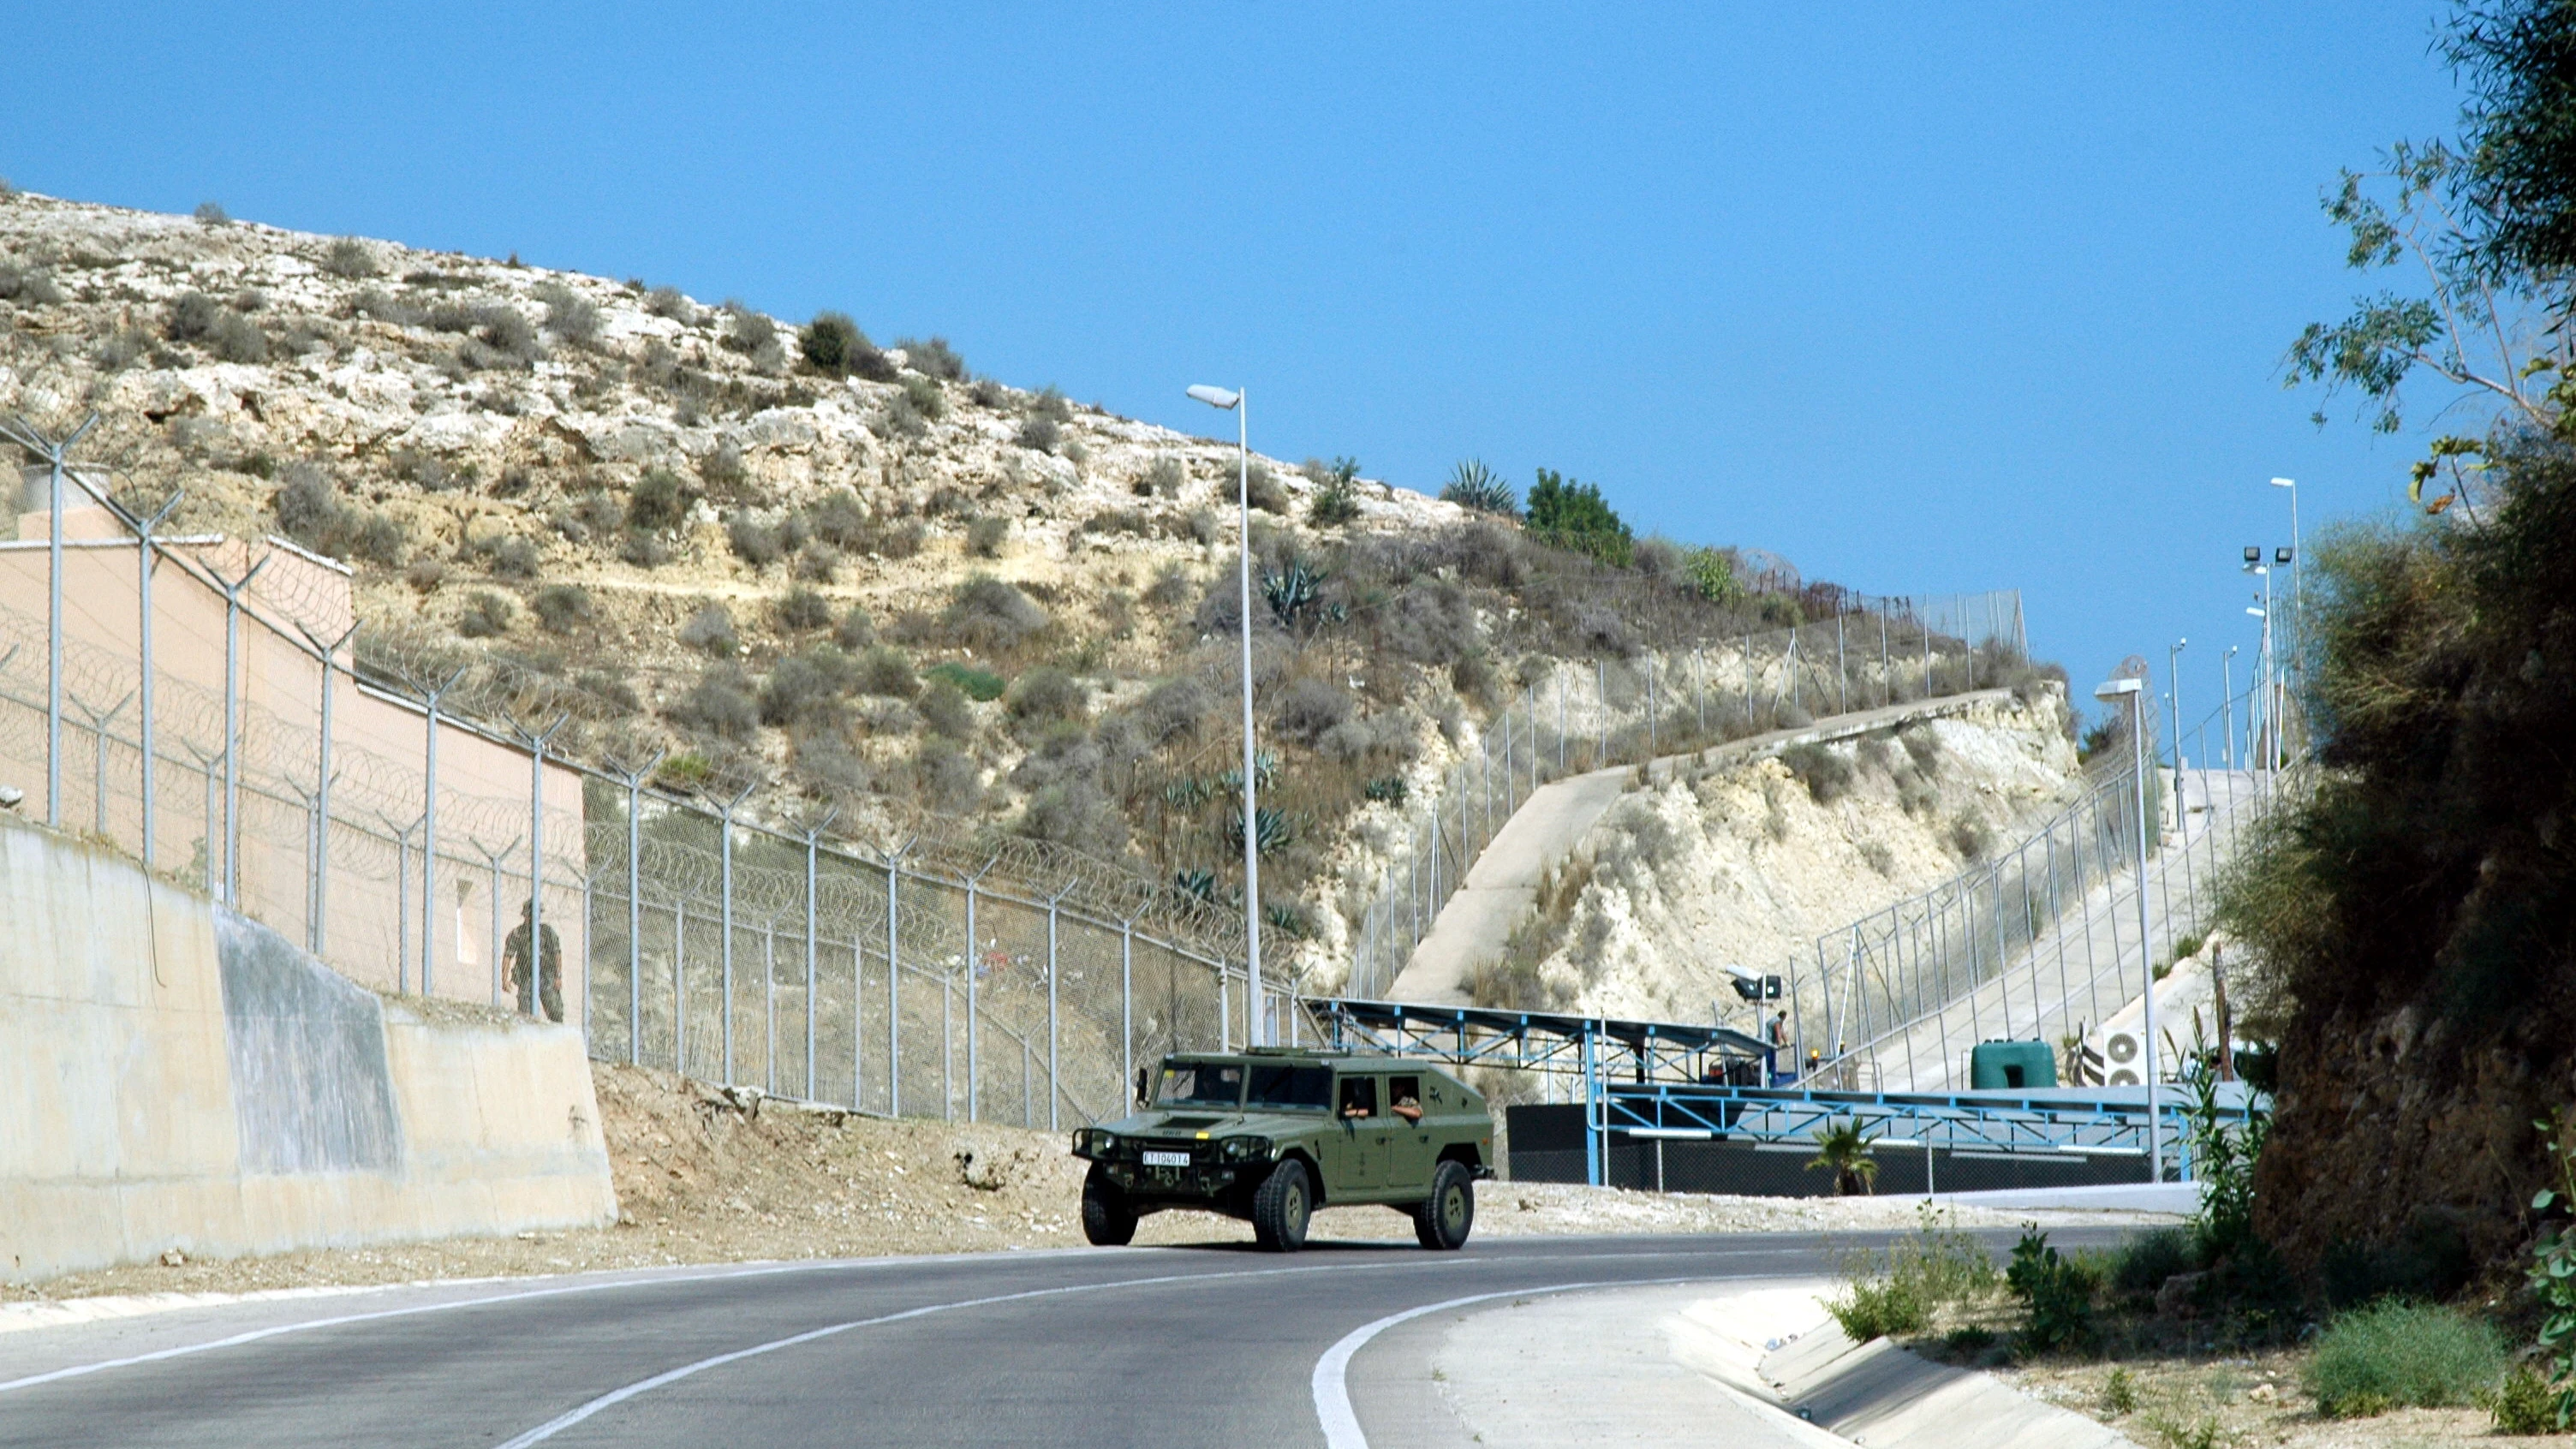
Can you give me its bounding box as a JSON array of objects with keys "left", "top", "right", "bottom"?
[{"left": 1308, "top": 998, "right": 2242, "bottom": 1186}]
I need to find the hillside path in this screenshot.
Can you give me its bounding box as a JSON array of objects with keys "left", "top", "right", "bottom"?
[{"left": 1385, "top": 689, "right": 2020, "bottom": 1005}]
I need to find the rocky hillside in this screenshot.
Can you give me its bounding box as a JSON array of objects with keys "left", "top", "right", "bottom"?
[
  {"left": 1482, "top": 686, "right": 2083, "bottom": 1023},
  {"left": 0, "top": 186, "right": 2048, "bottom": 988}
]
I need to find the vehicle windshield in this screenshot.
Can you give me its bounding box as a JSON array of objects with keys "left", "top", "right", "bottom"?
[
  {"left": 1155, "top": 1062, "right": 1244, "bottom": 1108},
  {"left": 1246, "top": 1064, "right": 1330, "bottom": 1111}
]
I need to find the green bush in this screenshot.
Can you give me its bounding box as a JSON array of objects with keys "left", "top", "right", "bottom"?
[
  {"left": 1781, "top": 743, "right": 1852, "bottom": 803},
  {"left": 1307, "top": 456, "right": 1363, "bottom": 527},
  {"left": 896, "top": 334, "right": 964, "bottom": 379},
  {"left": 628, "top": 468, "right": 693, "bottom": 532},
  {"left": 1828, "top": 1278, "right": 1929, "bottom": 1340},
  {"left": 321, "top": 237, "right": 379, "bottom": 279},
  {"left": 801, "top": 311, "right": 862, "bottom": 375},
  {"left": 2492, "top": 1364, "right": 2561, "bottom": 1434},
  {"left": 457, "top": 590, "right": 513, "bottom": 639},
  {"left": 1006, "top": 666, "right": 1088, "bottom": 726},
  {"left": 940, "top": 575, "right": 1049, "bottom": 652},
  {"left": 967, "top": 516, "right": 1009, "bottom": 558},
  {"left": 1526, "top": 468, "right": 1632, "bottom": 567},
  {"left": 2111, "top": 1226, "right": 2202, "bottom": 1299},
  {"left": 775, "top": 586, "right": 833, "bottom": 631},
  {"left": 918, "top": 677, "right": 976, "bottom": 737},
  {"left": 2006, "top": 1227, "right": 2099, "bottom": 1352},
  {"left": 1828, "top": 1207, "right": 1996, "bottom": 1340},
  {"left": 532, "top": 584, "right": 593, "bottom": 634},
  {"left": 926, "top": 660, "right": 1006, "bottom": 702},
  {"left": 2305, "top": 1300, "right": 2506, "bottom": 1418}
]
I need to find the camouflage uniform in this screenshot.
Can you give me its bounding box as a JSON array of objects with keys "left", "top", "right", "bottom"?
[{"left": 503, "top": 903, "right": 564, "bottom": 1023}]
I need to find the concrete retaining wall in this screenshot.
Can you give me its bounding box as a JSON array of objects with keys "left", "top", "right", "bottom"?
[{"left": 0, "top": 814, "right": 616, "bottom": 1281}]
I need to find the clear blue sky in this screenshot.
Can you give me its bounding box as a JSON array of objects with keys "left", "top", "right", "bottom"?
[{"left": 3, "top": 3, "right": 2469, "bottom": 733}]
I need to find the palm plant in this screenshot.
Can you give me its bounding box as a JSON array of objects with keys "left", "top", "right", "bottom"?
[
  {"left": 1808, "top": 1118, "right": 1881, "bottom": 1196},
  {"left": 1440, "top": 459, "right": 1518, "bottom": 518}
]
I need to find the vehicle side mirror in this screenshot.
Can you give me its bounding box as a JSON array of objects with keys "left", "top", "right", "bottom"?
[{"left": 1135, "top": 1067, "right": 1149, "bottom": 1106}]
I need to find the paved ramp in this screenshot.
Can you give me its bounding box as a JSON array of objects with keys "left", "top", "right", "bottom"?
[{"left": 1386, "top": 689, "right": 2023, "bottom": 1005}]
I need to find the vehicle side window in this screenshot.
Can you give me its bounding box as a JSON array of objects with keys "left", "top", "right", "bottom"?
[
  {"left": 1337, "top": 1076, "right": 1379, "bottom": 1119},
  {"left": 1389, "top": 1075, "right": 1423, "bottom": 1121}
]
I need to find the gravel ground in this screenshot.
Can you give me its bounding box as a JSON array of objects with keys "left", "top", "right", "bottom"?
[
  {"left": 1999, "top": 1352, "right": 2547, "bottom": 1449},
  {"left": 2, "top": 1064, "right": 2174, "bottom": 1309}
]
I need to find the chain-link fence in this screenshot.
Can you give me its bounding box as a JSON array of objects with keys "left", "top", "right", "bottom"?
[
  {"left": 1343, "top": 589, "right": 2030, "bottom": 999},
  {"left": 1800, "top": 683, "right": 2298, "bottom": 1091},
  {"left": 0, "top": 492, "right": 1265, "bottom": 1133}
]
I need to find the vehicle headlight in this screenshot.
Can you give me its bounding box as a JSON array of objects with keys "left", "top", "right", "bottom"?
[
  {"left": 1219, "top": 1136, "right": 1273, "bottom": 1162},
  {"left": 1073, "top": 1129, "right": 1118, "bottom": 1158}
]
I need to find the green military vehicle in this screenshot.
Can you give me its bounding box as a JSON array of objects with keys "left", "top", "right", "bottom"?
[{"left": 1070, "top": 1048, "right": 1495, "bottom": 1252}]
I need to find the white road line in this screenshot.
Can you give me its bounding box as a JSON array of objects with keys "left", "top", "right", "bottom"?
[
  {"left": 492, "top": 1259, "right": 1454, "bottom": 1448},
  {"left": 0, "top": 1248, "right": 1118, "bottom": 1392},
  {"left": 1309, "top": 1275, "right": 1718, "bottom": 1449}
]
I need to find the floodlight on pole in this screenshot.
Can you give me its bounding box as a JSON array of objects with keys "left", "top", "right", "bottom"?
[
  {"left": 2091, "top": 673, "right": 2161, "bottom": 1179},
  {"left": 1187, "top": 380, "right": 1262, "bottom": 1044}
]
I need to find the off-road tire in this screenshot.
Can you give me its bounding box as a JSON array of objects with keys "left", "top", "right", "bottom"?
[
  {"left": 1413, "top": 1160, "right": 1474, "bottom": 1250},
  {"left": 1082, "top": 1164, "right": 1137, "bottom": 1247},
  {"left": 1252, "top": 1158, "right": 1312, "bottom": 1253}
]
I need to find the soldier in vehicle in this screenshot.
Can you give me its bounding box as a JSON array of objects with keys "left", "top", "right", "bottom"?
[{"left": 1071, "top": 1051, "right": 1493, "bottom": 1253}]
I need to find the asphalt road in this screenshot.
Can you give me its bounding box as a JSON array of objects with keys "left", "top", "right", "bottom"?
[{"left": 0, "top": 1222, "right": 2128, "bottom": 1448}]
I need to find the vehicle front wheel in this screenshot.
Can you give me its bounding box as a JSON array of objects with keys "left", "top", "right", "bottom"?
[
  {"left": 1251, "top": 1158, "right": 1312, "bottom": 1252},
  {"left": 1082, "top": 1164, "right": 1137, "bottom": 1247},
  {"left": 1413, "top": 1160, "right": 1474, "bottom": 1250}
]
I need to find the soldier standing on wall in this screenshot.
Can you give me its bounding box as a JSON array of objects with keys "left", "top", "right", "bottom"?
[{"left": 503, "top": 899, "right": 563, "bottom": 1023}]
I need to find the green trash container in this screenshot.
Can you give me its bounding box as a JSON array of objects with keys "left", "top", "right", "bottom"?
[{"left": 1970, "top": 1040, "right": 2057, "bottom": 1090}]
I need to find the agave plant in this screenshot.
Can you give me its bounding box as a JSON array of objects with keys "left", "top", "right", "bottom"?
[{"left": 1440, "top": 459, "right": 1518, "bottom": 518}]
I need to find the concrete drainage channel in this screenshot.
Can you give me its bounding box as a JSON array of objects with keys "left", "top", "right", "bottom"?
[{"left": 1403, "top": 1277, "right": 2138, "bottom": 1449}]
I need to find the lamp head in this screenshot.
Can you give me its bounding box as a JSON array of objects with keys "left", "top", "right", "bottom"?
[
  {"left": 2270, "top": 476, "right": 2295, "bottom": 488},
  {"left": 2243, "top": 546, "right": 2262, "bottom": 565},
  {"left": 1185, "top": 385, "right": 1241, "bottom": 410},
  {"left": 2275, "top": 546, "right": 2293, "bottom": 565},
  {"left": 2093, "top": 677, "right": 2143, "bottom": 701},
  {"left": 2246, "top": 606, "right": 2266, "bottom": 618}
]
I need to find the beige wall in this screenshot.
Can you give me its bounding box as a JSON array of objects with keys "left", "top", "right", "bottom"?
[
  {"left": 0, "top": 813, "right": 615, "bottom": 1283},
  {"left": 0, "top": 504, "right": 586, "bottom": 1018}
]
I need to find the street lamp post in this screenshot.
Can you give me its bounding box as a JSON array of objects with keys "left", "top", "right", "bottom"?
[
  {"left": 2269, "top": 477, "right": 2300, "bottom": 688},
  {"left": 2221, "top": 646, "right": 2238, "bottom": 771},
  {"left": 1186, "top": 382, "right": 1263, "bottom": 1045},
  {"left": 2168, "top": 638, "right": 2186, "bottom": 773},
  {"left": 2092, "top": 671, "right": 2160, "bottom": 1181}
]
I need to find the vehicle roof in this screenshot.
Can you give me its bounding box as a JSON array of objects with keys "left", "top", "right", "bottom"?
[{"left": 1163, "top": 1050, "right": 1464, "bottom": 1073}]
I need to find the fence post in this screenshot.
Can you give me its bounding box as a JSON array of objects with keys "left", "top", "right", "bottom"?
[
  {"left": 1595, "top": 658, "right": 1607, "bottom": 766},
  {"left": 1046, "top": 886, "right": 1066, "bottom": 1131},
  {"left": 615, "top": 754, "right": 665, "bottom": 1068},
  {"left": 763, "top": 919, "right": 778, "bottom": 1095},
  {"left": 293, "top": 620, "right": 356, "bottom": 954},
  {"left": 134, "top": 492, "right": 182, "bottom": 868},
  {"left": 675, "top": 902, "right": 687, "bottom": 1076},
  {"left": 1558, "top": 666, "right": 1567, "bottom": 774},
  {"left": 887, "top": 839, "right": 913, "bottom": 1117},
  {"left": 515, "top": 715, "right": 569, "bottom": 1019},
  {"left": 1121, "top": 915, "right": 1136, "bottom": 1115},
  {"left": 1646, "top": 653, "right": 1657, "bottom": 757},
  {"left": 1836, "top": 613, "right": 1847, "bottom": 714},
  {"left": 1879, "top": 601, "right": 1891, "bottom": 707},
  {"left": 802, "top": 813, "right": 832, "bottom": 1103},
  {"left": 212, "top": 553, "right": 276, "bottom": 903},
  {"left": 964, "top": 856, "right": 994, "bottom": 1123},
  {"left": 716, "top": 784, "right": 752, "bottom": 1084}
]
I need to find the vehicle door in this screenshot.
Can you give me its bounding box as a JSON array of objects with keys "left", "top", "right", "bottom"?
[
  {"left": 1383, "top": 1073, "right": 1434, "bottom": 1193},
  {"left": 1327, "top": 1073, "right": 1385, "bottom": 1196}
]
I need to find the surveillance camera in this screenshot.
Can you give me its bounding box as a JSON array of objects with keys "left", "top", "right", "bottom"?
[{"left": 0, "top": 784, "right": 21, "bottom": 810}]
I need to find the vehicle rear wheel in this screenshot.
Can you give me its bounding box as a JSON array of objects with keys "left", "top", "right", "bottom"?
[
  {"left": 1251, "top": 1158, "right": 1311, "bottom": 1252},
  {"left": 1413, "top": 1161, "right": 1474, "bottom": 1250},
  {"left": 1082, "top": 1164, "right": 1137, "bottom": 1247}
]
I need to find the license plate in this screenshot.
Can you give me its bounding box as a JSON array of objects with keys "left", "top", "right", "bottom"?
[{"left": 1142, "top": 1150, "right": 1190, "bottom": 1167}]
